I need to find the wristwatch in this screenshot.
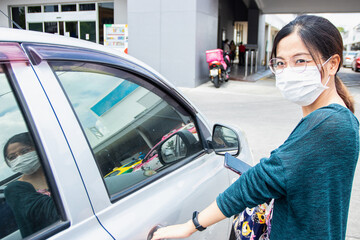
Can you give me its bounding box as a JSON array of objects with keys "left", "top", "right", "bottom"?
[{"left": 192, "top": 211, "right": 207, "bottom": 231}]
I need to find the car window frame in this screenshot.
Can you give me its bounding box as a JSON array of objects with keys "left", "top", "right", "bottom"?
[
  {"left": 22, "top": 43, "right": 212, "bottom": 202},
  {"left": 0, "top": 61, "right": 70, "bottom": 239},
  {"left": 47, "top": 59, "right": 207, "bottom": 202}
]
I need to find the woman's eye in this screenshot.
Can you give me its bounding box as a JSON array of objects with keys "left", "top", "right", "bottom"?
[
  {"left": 276, "top": 61, "right": 285, "bottom": 66},
  {"left": 7, "top": 155, "right": 16, "bottom": 161},
  {"left": 19, "top": 147, "right": 32, "bottom": 155},
  {"left": 295, "top": 59, "right": 307, "bottom": 64}
]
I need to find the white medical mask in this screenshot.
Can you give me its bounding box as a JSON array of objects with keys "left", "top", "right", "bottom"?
[
  {"left": 8, "top": 151, "right": 40, "bottom": 175},
  {"left": 275, "top": 58, "right": 331, "bottom": 106}
]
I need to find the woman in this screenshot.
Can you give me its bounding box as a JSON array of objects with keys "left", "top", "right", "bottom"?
[
  {"left": 3, "top": 132, "right": 59, "bottom": 238},
  {"left": 152, "top": 15, "right": 359, "bottom": 240},
  {"left": 224, "top": 39, "right": 230, "bottom": 53}
]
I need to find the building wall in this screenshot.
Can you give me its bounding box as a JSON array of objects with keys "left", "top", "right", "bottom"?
[
  {"left": 0, "top": 0, "right": 101, "bottom": 28},
  {"left": 195, "top": 0, "right": 219, "bottom": 86},
  {"left": 114, "top": 0, "right": 127, "bottom": 24},
  {"left": 128, "top": 0, "right": 218, "bottom": 87}
]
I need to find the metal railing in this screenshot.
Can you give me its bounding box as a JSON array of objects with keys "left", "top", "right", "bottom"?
[{"left": 244, "top": 49, "right": 258, "bottom": 78}]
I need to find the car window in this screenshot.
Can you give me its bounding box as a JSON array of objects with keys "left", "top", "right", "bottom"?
[
  {"left": 49, "top": 61, "right": 202, "bottom": 197},
  {"left": 0, "top": 65, "right": 60, "bottom": 239}
]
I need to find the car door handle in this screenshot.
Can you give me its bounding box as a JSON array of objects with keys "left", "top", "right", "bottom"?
[{"left": 147, "top": 225, "right": 164, "bottom": 240}]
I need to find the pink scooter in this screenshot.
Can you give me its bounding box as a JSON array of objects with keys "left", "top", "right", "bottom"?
[{"left": 205, "top": 49, "right": 231, "bottom": 88}]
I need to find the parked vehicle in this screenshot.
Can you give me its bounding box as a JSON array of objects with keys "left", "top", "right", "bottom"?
[
  {"left": 343, "top": 51, "right": 359, "bottom": 67},
  {"left": 351, "top": 52, "right": 360, "bottom": 72},
  {"left": 0, "top": 28, "right": 253, "bottom": 240},
  {"left": 206, "top": 49, "right": 231, "bottom": 88}
]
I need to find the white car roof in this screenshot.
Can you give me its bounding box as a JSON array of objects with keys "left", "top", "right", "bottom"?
[
  {"left": 0, "top": 27, "right": 206, "bottom": 117},
  {"left": 0, "top": 27, "right": 163, "bottom": 82}
]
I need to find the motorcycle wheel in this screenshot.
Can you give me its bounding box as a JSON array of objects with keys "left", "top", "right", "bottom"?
[{"left": 213, "top": 75, "right": 220, "bottom": 88}]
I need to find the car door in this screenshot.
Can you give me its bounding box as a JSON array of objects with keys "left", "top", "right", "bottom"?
[
  {"left": 0, "top": 42, "right": 113, "bottom": 239},
  {"left": 25, "top": 43, "right": 233, "bottom": 239}
]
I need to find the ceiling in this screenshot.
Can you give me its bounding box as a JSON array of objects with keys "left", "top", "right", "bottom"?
[{"left": 254, "top": 0, "right": 360, "bottom": 14}]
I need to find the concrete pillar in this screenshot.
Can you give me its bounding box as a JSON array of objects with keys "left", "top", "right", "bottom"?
[
  {"left": 247, "top": 8, "right": 259, "bottom": 45},
  {"left": 128, "top": 0, "right": 218, "bottom": 87},
  {"left": 266, "top": 24, "right": 272, "bottom": 66},
  {"left": 0, "top": 3, "right": 9, "bottom": 27},
  {"left": 257, "top": 13, "right": 265, "bottom": 67}
]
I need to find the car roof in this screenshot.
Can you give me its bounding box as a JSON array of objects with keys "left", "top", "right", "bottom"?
[
  {"left": 0, "top": 27, "right": 202, "bottom": 116},
  {"left": 0, "top": 27, "right": 163, "bottom": 82}
]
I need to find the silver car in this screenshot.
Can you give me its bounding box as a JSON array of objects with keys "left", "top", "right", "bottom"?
[
  {"left": 343, "top": 51, "right": 359, "bottom": 68},
  {"left": 0, "top": 28, "right": 253, "bottom": 240}
]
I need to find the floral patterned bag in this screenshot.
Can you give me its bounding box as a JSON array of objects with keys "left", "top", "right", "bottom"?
[{"left": 232, "top": 199, "right": 274, "bottom": 240}]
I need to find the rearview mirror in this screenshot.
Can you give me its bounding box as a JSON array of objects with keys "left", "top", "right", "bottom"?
[{"left": 212, "top": 124, "right": 240, "bottom": 156}]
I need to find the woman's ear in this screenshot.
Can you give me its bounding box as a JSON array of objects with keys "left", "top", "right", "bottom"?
[{"left": 327, "top": 54, "right": 341, "bottom": 75}]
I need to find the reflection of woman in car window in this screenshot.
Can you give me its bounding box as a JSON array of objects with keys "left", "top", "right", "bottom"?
[{"left": 3, "top": 132, "right": 59, "bottom": 238}]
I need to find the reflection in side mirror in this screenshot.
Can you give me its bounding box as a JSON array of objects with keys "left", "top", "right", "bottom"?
[
  {"left": 212, "top": 124, "right": 240, "bottom": 156},
  {"left": 159, "top": 129, "right": 200, "bottom": 164},
  {"left": 160, "top": 133, "right": 188, "bottom": 164}
]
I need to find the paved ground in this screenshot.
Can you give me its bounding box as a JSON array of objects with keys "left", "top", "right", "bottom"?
[{"left": 178, "top": 67, "right": 360, "bottom": 239}]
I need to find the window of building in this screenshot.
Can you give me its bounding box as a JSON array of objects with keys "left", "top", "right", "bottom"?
[
  {"left": 45, "top": 22, "right": 58, "bottom": 34},
  {"left": 80, "top": 3, "right": 96, "bottom": 11},
  {"left": 29, "top": 22, "right": 43, "bottom": 32},
  {"left": 80, "top": 21, "right": 96, "bottom": 42},
  {"left": 61, "top": 4, "right": 76, "bottom": 12},
  {"left": 98, "top": 2, "right": 114, "bottom": 44},
  {"left": 65, "top": 21, "right": 78, "bottom": 38},
  {"left": 44, "top": 5, "right": 59, "bottom": 12},
  {"left": 49, "top": 61, "right": 202, "bottom": 197},
  {"left": 28, "top": 6, "right": 41, "bottom": 13},
  {"left": 11, "top": 7, "right": 26, "bottom": 29}
]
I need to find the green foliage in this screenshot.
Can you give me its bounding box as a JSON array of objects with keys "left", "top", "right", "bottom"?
[{"left": 337, "top": 27, "right": 345, "bottom": 33}]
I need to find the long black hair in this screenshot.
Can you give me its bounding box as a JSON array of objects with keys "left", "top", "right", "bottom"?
[
  {"left": 3, "top": 132, "right": 34, "bottom": 166},
  {"left": 271, "top": 15, "right": 354, "bottom": 113}
]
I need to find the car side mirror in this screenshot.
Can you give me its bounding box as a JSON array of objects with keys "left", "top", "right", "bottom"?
[
  {"left": 211, "top": 124, "right": 240, "bottom": 156},
  {"left": 159, "top": 129, "right": 198, "bottom": 164}
]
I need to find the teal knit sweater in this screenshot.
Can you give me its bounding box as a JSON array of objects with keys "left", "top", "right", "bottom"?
[{"left": 217, "top": 104, "right": 359, "bottom": 240}]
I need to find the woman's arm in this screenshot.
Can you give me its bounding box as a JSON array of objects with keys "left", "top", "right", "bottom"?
[
  {"left": 151, "top": 201, "right": 226, "bottom": 240},
  {"left": 152, "top": 154, "right": 287, "bottom": 239}
]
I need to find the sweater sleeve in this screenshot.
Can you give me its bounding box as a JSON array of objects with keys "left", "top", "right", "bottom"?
[
  {"left": 216, "top": 153, "right": 287, "bottom": 217},
  {"left": 5, "top": 181, "right": 59, "bottom": 237}
]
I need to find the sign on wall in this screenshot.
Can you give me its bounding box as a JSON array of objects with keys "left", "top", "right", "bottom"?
[{"left": 104, "top": 24, "right": 128, "bottom": 53}]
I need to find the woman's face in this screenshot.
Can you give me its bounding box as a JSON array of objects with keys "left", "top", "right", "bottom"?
[
  {"left": 277, "top": 32, "right": 316, "bottom": 66},
  {"left": 6, "top": 142, "right": 40, "bottom": 175},
  {"left": 276, "top": 32, "right": 331, "bottom": 82},
  {"left": 6, "top": 142, "right": 34, "bottom": 162}
]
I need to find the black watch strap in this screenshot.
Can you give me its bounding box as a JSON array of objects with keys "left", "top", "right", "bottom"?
[{"left": 192, "top": 211, "right": 207, "bottom": 231}]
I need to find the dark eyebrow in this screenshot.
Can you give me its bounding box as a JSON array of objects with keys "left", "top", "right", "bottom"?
[{"left": 276, "top": 53, "right": 311, "bottom": 59}]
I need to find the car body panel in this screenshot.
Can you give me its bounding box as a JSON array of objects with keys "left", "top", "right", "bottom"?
[
  {"left": 351, "top": 52, "right": 360, "bottom": 72},
  {"left": 0, "top": 28, "right": 254, "bottom": 240},
  {"left": 95, "top": 153, "right": 231, "bottom": 239}
]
